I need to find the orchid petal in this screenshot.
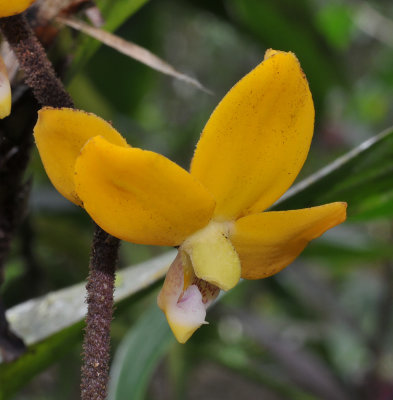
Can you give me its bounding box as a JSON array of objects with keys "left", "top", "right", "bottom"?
[
  {"left": 0, "top": 0, "right": 36, "bottom": 17},
  {"left": 190, "top": 49, "right": 314, "bottom": 220},
  {"left": 230, "top": 203, "right": 347, "bottom": 279},
  {"left": 34, "top": 108, "right": 128, "bottom": 206},
  {"left": 74, "top": 136, "right": 215, "bottom": 246}
]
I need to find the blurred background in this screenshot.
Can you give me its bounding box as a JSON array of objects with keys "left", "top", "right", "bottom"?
[{"left": 2, "top": 0, "right": 393, "bottom": 399}]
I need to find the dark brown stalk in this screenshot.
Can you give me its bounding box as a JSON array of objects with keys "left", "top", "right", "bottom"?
[
  {"left": 81, "top": 226, "right": 120, "bottom": 400},
  {"left": 1, "top": 12, "right": 120, "bottom": 399},
  {"left": 0, "top": 14, "right": 73, "bottom": 108}
]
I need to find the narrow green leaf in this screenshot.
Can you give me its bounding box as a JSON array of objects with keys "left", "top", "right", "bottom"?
[
  {"left": 204, "top": 341, "right": 317, "bottom": 400},
  {"left": 303, "top": 238, "right": 393, "bottom": 264},
  {"left": 224, "top": 0, "right": 344, "bottom": 103},
  {"left": 275, "top": 126, "right": 393, "bottom": 221},
  {"left": 3, "top": 251, "right": 174, "bottom": 349},
  {"left": 0, "top": 323, "right": 83, "bottom": 400},
  {"left": 96, "top": 0, "right": 149, "bottom": 31},
  {"left": 233, "top": 310, "right": 353, "bottom": 400},
  {"left": 0, "top": 251, "right": 175, "bottom": 398},
  {"left": 108, "top": 304, "right": 174, "bottom": 400}
]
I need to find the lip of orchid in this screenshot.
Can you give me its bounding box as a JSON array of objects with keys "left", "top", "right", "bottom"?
[
  {"left": 157, "top": 251, "right": 220, "bottom": 343},
  {"left": 161, "top": 251, "right": 221, "bottom": 311},
  {"left": 179, "top": 276, "right": 220, "bottom": 308}
]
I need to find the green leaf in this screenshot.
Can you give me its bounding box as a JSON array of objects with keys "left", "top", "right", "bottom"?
[
  {"left": 275, "top": 126, "right": 393, "bottom": 221},
  {"left": 0, "top": 323, "right": 83, "bottom": 400},
  {"left": 108, "top": 304, "right": 174, "bottom": 400},
  {"left": 231, "top": 311, "right": 353, "bottom": 400},
  {"left": 0, "top": 251, "right": 175, "bottom": 398},
  {"left": 66, "top": 0, "right": 150, "bottom": 80},
  {"left": 224, "top": 0, "right": 344, "bottom": 105},
  {"left": 303, "top": 238, "right": 393, "bottom": 264},
  {"left": 203, "top": 340, "right": 317, "bottom": 400},
  {"left": 316, "top": 4, "right": 354, "bottom": 50}
]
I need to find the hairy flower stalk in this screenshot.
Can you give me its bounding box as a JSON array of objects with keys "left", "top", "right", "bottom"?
[
  {"left": 0, "top": 11, "right": 119, "bottom": 399},
  {"left": 81, "top": 227, "right": 119, "bottom": 400},
  {"left": 0, "top": 14, "right": 73, "bottom": 108}
]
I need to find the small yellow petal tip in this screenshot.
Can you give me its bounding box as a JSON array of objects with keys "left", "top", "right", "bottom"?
[
  {"left": 167, "top": 317, "right": 203, "bottom": 344},
  {"left": 0, "top": 0, "right": 36, "bottom": 17},
  {"left": 264, "top": 48, "right": 297, "bottom": 61},
  {"left": 264, "top": 48, "right": 280, "bottom": 59},
  {"left": 335, "top": 201, "right": 348, "bottom": 223},
  {"left": 0, "top": 57, "right": 11, "bottom": 119}
]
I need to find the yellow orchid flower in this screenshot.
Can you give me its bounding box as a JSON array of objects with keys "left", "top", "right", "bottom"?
[
  {"left": 34, "top": 49, "right": 347, "bottom": 343},
  {"left": 0, "top": 55, "right": 11, "bottom": 118},
  {"left": 0, "top": 0, "right": 36, "bottom": 17}
]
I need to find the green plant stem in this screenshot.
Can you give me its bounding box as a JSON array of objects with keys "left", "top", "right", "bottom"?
[{"left": 0, "top": 13, "right": 120, "bottom": 399}]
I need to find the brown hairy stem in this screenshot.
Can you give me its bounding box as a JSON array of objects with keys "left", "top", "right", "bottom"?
[
  {"left": 81, "top": 227, "right": 120, "bottom": 400},
  {"left": 0, "top": 14, "right": 73, "bottom": 108},
  {"left": 1, "top": 12, "right": 120, "bottom": 399}
]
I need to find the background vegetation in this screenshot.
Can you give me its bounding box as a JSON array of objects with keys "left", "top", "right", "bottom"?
[{"left": 2, "top": 0, "right": 393, "bottom": 399}]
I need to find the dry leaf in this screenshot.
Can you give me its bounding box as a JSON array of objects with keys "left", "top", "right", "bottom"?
[{"left": 57, "top": 16, "right": 212, "bottom": 94}]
